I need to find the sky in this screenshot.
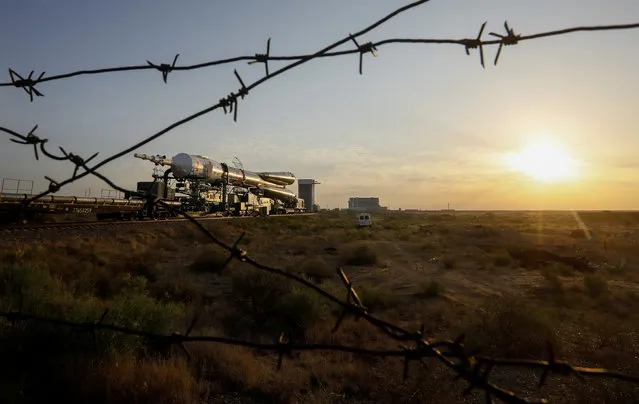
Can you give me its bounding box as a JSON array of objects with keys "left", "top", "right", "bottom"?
[{"left": 1, "top": 0, "right": 638, "bottom": 210}]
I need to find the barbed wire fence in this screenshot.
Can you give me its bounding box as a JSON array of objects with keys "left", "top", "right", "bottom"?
[{"left": 1, "top": 0, "right": 639, "bottom": 402}]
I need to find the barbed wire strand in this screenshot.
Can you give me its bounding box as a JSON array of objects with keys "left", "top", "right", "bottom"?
[
  {"left": 2, "top": 22, "right": 638, "bottom": 91},
  {"left": 2, "top": 0, "right": 639, "bottom": 402}
]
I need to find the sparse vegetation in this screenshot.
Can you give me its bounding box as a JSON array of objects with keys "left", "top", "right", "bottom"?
[
  {"left": 1, "top": 210, "right": 638, "bottom": 403},
  {"left": 492, "top": 249, "right": 513, "bottom": 267},
  {"left": 299, "top": 257, "right": 334, "bottom": 283},
  {"left": 466, "top": 296, "right": 558, "bottom": 359},
  {"left": 188, "top": 244, "right": 230, "bottom": 274},
  {"left": 584, "top": 273, "right": 609, "bottom": 298},
  {"left": 442, "top": 256, "right": 456, "bottom": 269},
  {"left": 541, "top": 265, "right": 562, "bottom": 286},
  {"left": 342, "top": 242, "right": 379, "bottom": 266},
  {"left": 417, "top": 280, "right": 444, "bottom": 298},
  {"left": 358, "top": 285, "right": 402, "bottom": 311},
  {"left": 81, "top": 356, "right": 198, "bottom": 404}
]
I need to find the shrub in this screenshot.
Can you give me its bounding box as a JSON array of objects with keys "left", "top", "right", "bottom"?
[
  {"left": 357, "top": 286, "right": 402, "bottom": 311},
  {"left": 299, "top": 258, "right": 334, "bottom": 283},
  {"left": 150, "top": 277, "right": 201, "bottom": 304},
  {"left": 417, "top": 280, "right": 444, "bottom": 298},
  {"left": 442, "top": 256, "right": 455, "bottom": 269},
  {"left": 81, "top": 356, "right": 197, "bottom": 404},
  {"left": 343, "top": 244, "right": 379, "bottom": 266},
  {"left": 275, "top": 285, "right": 324, "bottom": 330},
  {"left": 102, "top": 279, "right": 185, "bottom": 355},
  {"left": 541, "top": 267, "right": 564, "bottom": 292},
  {"left": 420, "top": 241, "right": 438, "bottom": 251},
  {"left": 189, "top": 245, "right": 230, "bottom": 274},
  {"left": 0, "top": 262, "right": 69, "bottom": 314},
  {"left": 558, "top": 264, "right": 576, "bottom": 277},
  {"left": 126, "top": 254, "right": 161, "bottom": 282},
  {"left": 225, "top": 269, "right": 326, "bottom": 341},
  {"left": 465, "top": 297, "right": 557, "bottom": 358},
  {"left": 0, "top": 261, "right": 188, "bottom": 401},
  {"left": 584, "top": 274, "right": 608, "bottom": 298},
  {"left": 493, "top": 254, "right": 511, "bottom": 267},
  {"left": 226, "top": 268, "right": 293, "bottom": 333},
  {"left": 230, "top": 268, "right": 290, "bottom": 308},
  {"left": 2, "top": 248, "right": 25, "bottom": 265}
]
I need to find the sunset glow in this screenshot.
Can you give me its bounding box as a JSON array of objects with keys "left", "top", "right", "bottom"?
[{"left": 504, "top": 138, "right": 581, "bottom": 183}]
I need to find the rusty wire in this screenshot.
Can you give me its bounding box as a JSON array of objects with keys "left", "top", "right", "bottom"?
[{"left": 2, "top": 0, "right": 639, "bottom": 402}]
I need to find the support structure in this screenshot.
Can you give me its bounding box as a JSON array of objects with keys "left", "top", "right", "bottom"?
[{"left": 298, "top": 179, "right": 320, "bottom": 212}]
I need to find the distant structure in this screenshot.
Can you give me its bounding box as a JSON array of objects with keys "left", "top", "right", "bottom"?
[
  {"left": 441, "top": 202, "right": 455, "bottom": 212},
  {"left": 348, "top": 197, "right": 385, "bottom": 211},
  {"left": 298, "top": 179, "right": 320, "bottom": 212},
  {"left": 1, "top": 178, "right": 33, "bottom": 194}
]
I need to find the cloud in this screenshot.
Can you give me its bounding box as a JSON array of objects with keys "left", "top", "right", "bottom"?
[
  {"left": 268, "top": 142, "right": 515, "bottom": 207},
  {"left": 55, "top": 135, "right": 639, "bottom": 210}
]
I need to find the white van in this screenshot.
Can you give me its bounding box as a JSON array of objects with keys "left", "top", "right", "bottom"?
[{"left": 357, "top": 212, "right": 372, "bottom": 227}]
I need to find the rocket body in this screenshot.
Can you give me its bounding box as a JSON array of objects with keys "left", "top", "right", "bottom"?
[{"left": 134, "top": 152, "right": 298, "bottom": 202}]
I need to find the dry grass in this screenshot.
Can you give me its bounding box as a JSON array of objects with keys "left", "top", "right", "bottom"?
[
  {"left": 81, "top": 356, "right": 198, "bottom": 404},
  {"left": 189, "top": 244, "right": 230, "bottom": 274},
  {"left": 341, "top": 242, "right": 380, "bottom": 266},
  {"left": 1, "top": 210, "right": 639, "bottom": 403},
  {"left": 584, "top": 273, "right": 609, "bottom": 298}
]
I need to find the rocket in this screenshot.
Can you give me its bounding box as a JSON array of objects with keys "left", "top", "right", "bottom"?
[{"left": 134, "top": 152, "right": 299, "bottom": 202}]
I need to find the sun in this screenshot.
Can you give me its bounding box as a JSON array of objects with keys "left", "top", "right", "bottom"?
[{"left": 504, "top": 138, "right": 580, "bottom": 183}]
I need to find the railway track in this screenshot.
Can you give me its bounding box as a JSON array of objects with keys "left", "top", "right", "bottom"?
[{"left": 0, "top": 213, "right": 317, "bottom": 234}]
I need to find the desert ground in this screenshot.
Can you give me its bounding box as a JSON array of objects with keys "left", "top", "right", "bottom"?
[{"left": 1, "top": 210, "right": 638, "bottom": 403}]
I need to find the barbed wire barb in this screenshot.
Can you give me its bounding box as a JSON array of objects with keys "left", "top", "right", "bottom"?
[
  {"left": 248, "top": 37, "right": 271, "bottom": 76},
  {"left": 462, "top": 21, "right": 487, "bottom": 68},
  {"left": 8, "top": 69, "right": 45, "bottom": 101},
  {"left": 58, "top": 147, "right": 99, "bottom": 178},
  {"left": 7, "top": 124, "right": 43, "bottom": 160},
  {"left": 349, "top": 33, "right": 378, "bottom": 75},
  {"left": 43, "top": 175, "right": 61, "bottom": 193},
  {"left": 489, "top": 21, "right": 521, "bottom": 65},
  {"left": 147, "top": 54, "right": 180, "bottom": 83}
]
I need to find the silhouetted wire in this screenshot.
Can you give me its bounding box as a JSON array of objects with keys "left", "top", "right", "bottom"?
[{"left": 2, "top": 22, "right": 638, "bottom": 87}]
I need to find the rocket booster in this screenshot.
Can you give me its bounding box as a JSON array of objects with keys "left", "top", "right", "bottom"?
[{"left": 134, "top": 152, "right": 298, "bottom": 201}]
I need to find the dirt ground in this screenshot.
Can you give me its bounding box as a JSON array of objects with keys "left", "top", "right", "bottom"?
[{"left": 1, "top": 210, "right": 638, "bottom": 403}]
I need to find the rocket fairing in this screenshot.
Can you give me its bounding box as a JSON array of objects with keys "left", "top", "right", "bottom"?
[{"left": 134, "top": 152, "right": 299, "bottom": 201}]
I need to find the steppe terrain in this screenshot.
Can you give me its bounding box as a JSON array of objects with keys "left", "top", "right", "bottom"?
[{"left": 1, "top": 210, "right": 638, "bottom": 403}]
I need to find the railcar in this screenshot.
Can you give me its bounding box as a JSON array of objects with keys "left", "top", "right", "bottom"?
[{"left": 0, "top": 193, "right": 180, "bottom": 224}]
